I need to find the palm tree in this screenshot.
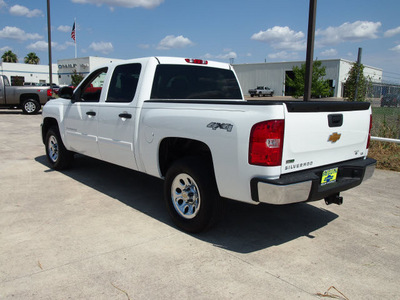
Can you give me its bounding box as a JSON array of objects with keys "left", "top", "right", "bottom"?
[
  {"left": 2, "top": 50, "right": 18, "bottom": 63},
  {"left": 24, "top": 52, "right": 40, "bottom": 64}
]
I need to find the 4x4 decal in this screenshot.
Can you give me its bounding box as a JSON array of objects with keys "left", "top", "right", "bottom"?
[{"left": 207, "top": 122, "right": 233, "bottom": 132}]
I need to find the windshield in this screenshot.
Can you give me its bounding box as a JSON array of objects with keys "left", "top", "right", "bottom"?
[{"left": 2, "top": 76, "right": 10, "bottom": 86}]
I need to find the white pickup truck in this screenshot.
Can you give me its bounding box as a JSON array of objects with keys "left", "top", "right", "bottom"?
[{"left": 41, "top": 57, "right": 376, "bottom": 232}]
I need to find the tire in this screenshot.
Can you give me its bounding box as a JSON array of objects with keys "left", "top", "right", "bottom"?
[
  {"left": 270, "top": 92, "right": 274, "bottom": 97},
  {"left": 258, "top": 92, "right": 262, "bottom": 97},
  {"left": 164, "top": 157, "right": 223, "bottom": 233},
  {"left": 22, "top": 99, "right": 40, "bottom": 114},
  {"left": 250, "top": 94, "right": 254, "bottom": 97},
  {"left": 45, "top": 126, "right": 74, "bottom": 170}
]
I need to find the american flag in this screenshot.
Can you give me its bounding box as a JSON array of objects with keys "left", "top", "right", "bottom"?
[{"left": 71, "top": 21, "right": 76, "bottom": 42}]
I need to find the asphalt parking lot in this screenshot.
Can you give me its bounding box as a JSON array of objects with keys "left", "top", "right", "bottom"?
[{"left": 1, "top": 109, "right": 399, "bottom": 299}]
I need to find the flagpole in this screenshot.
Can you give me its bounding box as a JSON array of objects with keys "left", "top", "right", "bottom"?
[{"left": 74, "top": 18, "right": 77, "bottom": 58}]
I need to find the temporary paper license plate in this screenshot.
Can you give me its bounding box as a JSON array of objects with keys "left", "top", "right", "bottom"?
[{"left": 321, "top": 168, "right": 338, "bottom": 185}]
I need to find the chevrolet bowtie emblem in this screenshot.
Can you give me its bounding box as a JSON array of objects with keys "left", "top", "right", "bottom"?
[{"left": 328, "top": 132, "right": 341, "bottom": 143}]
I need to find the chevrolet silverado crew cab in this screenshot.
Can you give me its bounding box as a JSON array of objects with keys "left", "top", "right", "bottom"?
[
  {"left": 0, "top": 75, "right": 53, "bottom": 114},
  {"left": 41, "top": 57, "right": 376, "bottom": 232}
]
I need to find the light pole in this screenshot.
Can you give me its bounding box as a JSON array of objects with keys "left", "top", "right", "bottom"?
[
  {"left": 304, "top": 0, "right": 317, "bottom": 101},
  {"left": 46, "top": 0, "right": 53, "bottom": 87}
]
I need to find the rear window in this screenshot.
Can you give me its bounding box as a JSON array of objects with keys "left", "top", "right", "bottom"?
[{"left": 150, "top": 65, "right": 242, "bottom": 100}]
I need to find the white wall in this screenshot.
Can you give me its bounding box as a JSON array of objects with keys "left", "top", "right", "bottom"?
[
  {"left": 57, "top": 57, "right": 124, "bottom": 86},
  {"left": 233, "top": 59, "right": 383, "bottom": 98},
  {"left": 0, "top": 62, "right": 59, "bottom": 85}
]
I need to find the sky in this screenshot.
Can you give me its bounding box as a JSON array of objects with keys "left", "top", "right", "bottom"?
[{"left": 1, "top": 0, "right": 400, "bottom": 83}]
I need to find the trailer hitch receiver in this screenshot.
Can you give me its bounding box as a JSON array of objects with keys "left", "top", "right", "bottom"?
[{"left": 325, "top": 193, "right": 343, "bottom": 205}]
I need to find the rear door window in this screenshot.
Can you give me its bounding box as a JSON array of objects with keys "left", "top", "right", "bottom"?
[
  {"left": 150, "top": 65, "right": 242, "bottom": 100},
  {"left": 107, "top": 63, "right": 142, "bottom": 103}
]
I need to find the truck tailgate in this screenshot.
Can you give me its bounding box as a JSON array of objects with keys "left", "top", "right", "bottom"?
[{"left": 281, "top": 101, "right": 371, "bottom": 174}]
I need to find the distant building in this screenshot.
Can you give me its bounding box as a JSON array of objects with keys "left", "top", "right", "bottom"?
[
  {"left": 1, "top": 57, "right": 383, "bottom": 99},
  {"left": 57, "top": 57, "right": 124, "bottom": 86},
  {"left": 0, "top": 56, "right": 122, "bottom": 86},
  {"left": 233, "top": 59, "right": 382, "bottom": 98},
  {"left": 0, "top": 61, "right": 58, "bottom": 85}
]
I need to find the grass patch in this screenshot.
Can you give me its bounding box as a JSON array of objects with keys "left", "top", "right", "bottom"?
[{"left": 368, "top": 107, "right": 400, "bottom": 172}]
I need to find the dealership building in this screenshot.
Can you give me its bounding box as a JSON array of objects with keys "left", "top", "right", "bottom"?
[
  {"left": 233, "top": 59, "right": 382, "bottom": 98},
  {"left": 0, "top": 56, "right": 122, "bottom": 86},
  {"left": 1, "top": 56, "right": 382, "bottom": 98}
]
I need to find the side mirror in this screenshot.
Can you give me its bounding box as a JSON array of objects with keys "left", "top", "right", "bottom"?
[{"left": 59, "top": 87, "right": 74, "bottom": 100}]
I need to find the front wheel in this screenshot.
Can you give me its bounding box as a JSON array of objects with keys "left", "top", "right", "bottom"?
[
  {"left": 164, "top": 157, "right": 223, "bottom": 233},
  {"left": 45, "top": 126, "right": 74, "bottom": 170},
  {"left": 22, "top": 99, "right": 40, "bottom": 114}
]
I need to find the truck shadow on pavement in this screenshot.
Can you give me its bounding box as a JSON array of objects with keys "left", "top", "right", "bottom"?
[{"left": 35, "top": 154, "right": 338, "bottom": 254}]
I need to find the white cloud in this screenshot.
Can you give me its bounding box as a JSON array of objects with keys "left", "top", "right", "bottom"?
[
  {"left": 251, "top": 26, "right": 306, "bottom": 51},
  {"left": 384, "top": 26, "right": 400, "bottom": 38},
  {"left": 320, "top": 48, "right": 338, "bottom": 57},
  {"left": 316, "top": 21, "right": 381, "bottom": 46},
  {"left": 0, "top": 0, "right": 6, "bottom": 9},
  {"left": 9, "top": 5, "right": 43, "bottom": 17},
  {"left": 56, "top": 41, "right": 76, "bottom": 51},
  {"left": 27, "top": 41, "right": 75, "bottom": 52},
  {"left": 268, "top": 51, "right": 298, "bottom": 60},
  {"left": 138, "top": 44, "right": 150, "bottom": 49},
  {"left": 27, "top": 41, "right": 57, "bottom": 51},
  {"left": 71, "top": 0, "right": 163, "bottom": 9},
  {"left": 204, "top": 51, "right": 237, "bottom": 60},
  {"left": 89, "top": 41, "right": 114, "bottom": 54},
  {"left": 157, "top": 35, "right": 194, "bottom": 50},
  {"left": 58, "top": 25, "right": 71, "bottom": 33},
  {"left": 389, "top": 45, "right": 400, "bottom": 53},
  {"left": 0, "top": 45, "right": 11, "bottom": 51},
  {"left": 0, "top": 26, "right": 43, "bottom": 41}
]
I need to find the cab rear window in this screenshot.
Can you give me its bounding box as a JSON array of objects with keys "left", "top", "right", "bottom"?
[{"left": 150, "top": 65, "right": 242, "bottom": 100}]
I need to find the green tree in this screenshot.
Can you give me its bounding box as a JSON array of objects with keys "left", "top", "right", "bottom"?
[
  {"left": 71, "top": 69, "right": 84, "bottom": 87},
  {"left": 24, "top": 52, "right": 40, "bottom": 64},
  {"left": 344, "top": 63, "right": 372, "bottom": 102},
  {"left": 2, "top": 50, "right": 18, "bottom": 63},
  {"left": 286, "top": 60, "right": 331, "bottom": 98}
]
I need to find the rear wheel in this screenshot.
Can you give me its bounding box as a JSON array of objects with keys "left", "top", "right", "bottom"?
[
  {"left": 45, "top": 126, "right": 74, "bottom": 170},
  {"left": 22, "top": 99, "right": 40, "bottom": 114},
  {"left": 164, "top": 157, "right": 223, "bottom": 233}
]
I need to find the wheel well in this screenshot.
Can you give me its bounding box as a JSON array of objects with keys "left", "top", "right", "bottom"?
[
  {"left": 41, "top": 118, "right": 59, "bottom": 144},
  {"left": 20, "top": 94, "right": 39, "bottom": 104},
  {"left": 159, "top": 137, "right": 214, "bottom": 177}
]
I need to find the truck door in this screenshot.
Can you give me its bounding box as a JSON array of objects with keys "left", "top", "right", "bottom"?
[
  {"left": 97, "top": 63, "right": 142, "bottom": 170},
  {"left": 63, "top": 67, "right": 108, "bottom": 159}
]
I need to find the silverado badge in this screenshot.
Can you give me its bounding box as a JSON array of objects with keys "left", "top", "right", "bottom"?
[{"left": 328, "top": 132, "right": 341, "bottom": 143}]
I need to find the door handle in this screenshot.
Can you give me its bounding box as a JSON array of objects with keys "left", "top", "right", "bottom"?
[
  {"left": 86, "top": 111, "right": 96, "bottom": 116},
  {"left": 119, "top": 113, "right": 132, "bottom": 119}
]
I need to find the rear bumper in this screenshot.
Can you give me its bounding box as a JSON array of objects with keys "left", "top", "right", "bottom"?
[{"left": 251, "top": 157, "right": 376, "bottom": 205}]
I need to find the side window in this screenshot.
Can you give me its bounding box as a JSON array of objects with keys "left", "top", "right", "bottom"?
[
  {"left": 76, "top": 67, "right": 108, "bottom": 102},
  {"left": 106, "top": 63, "right": 141, "bottom": 103}
]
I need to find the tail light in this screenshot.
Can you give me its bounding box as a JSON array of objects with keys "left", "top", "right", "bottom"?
[
  {"left": 366, "top": 114, "right": 372, "bottom": 149},
  {"left": 47, "top": 89, "right": 53, "bottom": 97},
  {"left": 249, "top": 120, "right": 284, "bottom": 166}
]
